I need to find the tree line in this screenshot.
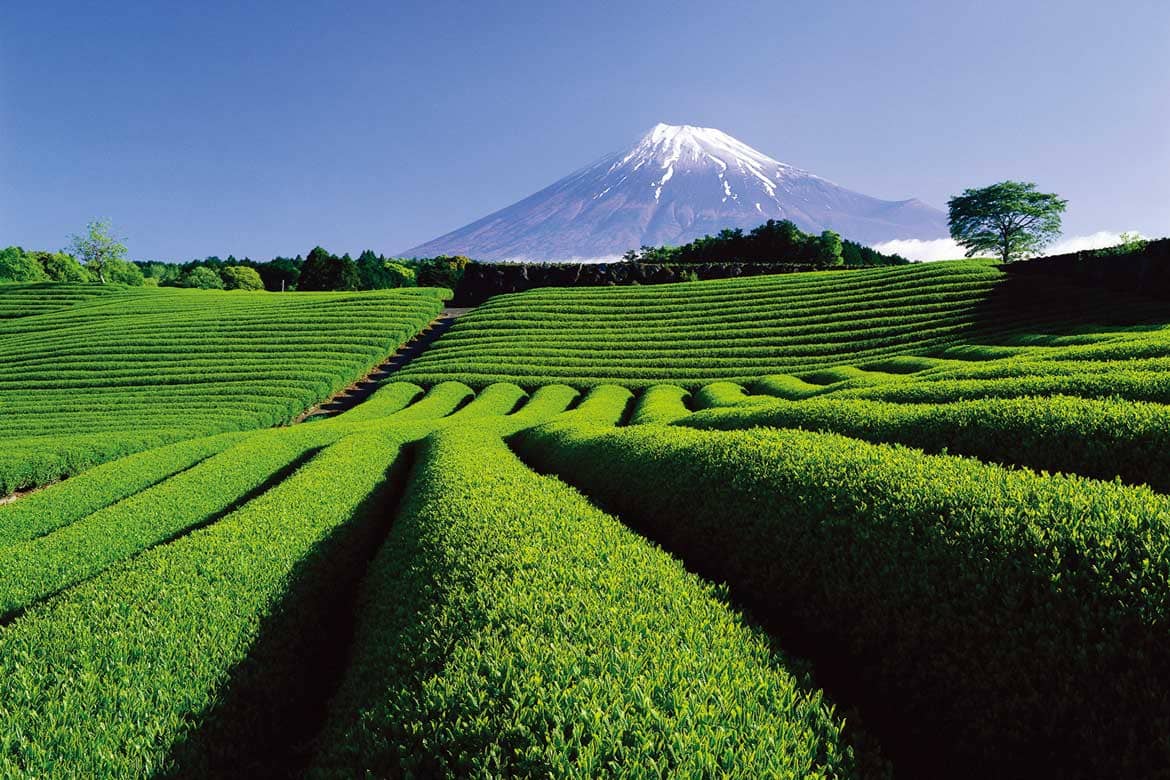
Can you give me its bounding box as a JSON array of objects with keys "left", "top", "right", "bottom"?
[
  {"left": 136, "top": 248, "right": 470, "bottom": 292},
  {"left": 0, "top": 220, "right": 471, "bottom": 291},
  {"left": 622, "top": 219, "right": 911, "bottom": 267}
]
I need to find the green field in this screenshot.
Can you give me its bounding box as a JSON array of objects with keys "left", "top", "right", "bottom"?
[
  {"left": 0, "top": 283, "right": 446, "bottom": 493},
  {"left": 2, "top": 261, "right": 1170, "bottom": 777}
]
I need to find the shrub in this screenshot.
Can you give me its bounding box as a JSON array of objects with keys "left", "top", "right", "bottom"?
[
  {"left": 181, "top": 265, "right": 225, "bottom": 289},
  {"left": 0, "top": 246, "right": 48, "bottom": 282},
  {"left": 35, "top": 251, "right": 90, "bottom": 282},
  {"left": 104, "top": 258, "right": 145, "bottom": 286},
  {"left": 221, "top": 265, "right": 265, "bottom": 291}
]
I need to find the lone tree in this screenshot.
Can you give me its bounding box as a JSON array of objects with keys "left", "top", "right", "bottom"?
[
  {"left": 67, "top": 219, "right": 127, "bottom": 283},
  {"left": 948, "top": 181, "right": 1067, "bottom": 263}
]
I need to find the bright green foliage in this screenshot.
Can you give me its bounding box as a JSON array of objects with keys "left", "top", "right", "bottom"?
[
  {"left": 103, "top": 258, "right": 145, "bottom": 286},
  {"left": 628, "top": 384, "right": 691, "bottom": 424},
  {"left": 34, "top": 251, "right": 90, "bottom": 282},
  {"left": 948, "top": 181, "right": 1067, "bottom": 263},
  {"left": 181, "top": 265, "right": 225, "bottom": 289},
  {"left": 0, "top": 385, "right": 610, "bottom": 775},
  {"left": 309, "top": 426, "right": 860, "bottom": 778},
  {"left": 0, "top": 430, "right": 409, "bottom": 777},
  {"left": 0, "top": 285, "right": 445, "bottom": 491},
  {"left": 66, "top": 219, "right": 127, "bottom": 284},
  {"left": 221, "top": 265, "right": 265, "bottom": 291},
  {"left": 0, "top": 426, "right": 336, "bottom": 619},
  {"left": 693, "top": 380, "right": 777, "bottom": 408},
  {"left": 679, "top": 394, "right": 1170, "bottom": 491},
  {"left": 514, "top": 422, "right": 1170, "bottom": 776},
  {"left": 0, "top": 247, "right": 49, "bottom": 282},
  {"left": 0, "top": 432, "right": 246, "bottom": 549},
  {"left": 383, "top": 261, "right": 416, "bottom": 287},
  {"left": 396, "top": 261, "right": 1168, "bottom": 389}
]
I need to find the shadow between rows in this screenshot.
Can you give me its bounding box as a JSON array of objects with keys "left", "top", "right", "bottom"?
[
  {"left": 157, "top": 448, "right": 414, "bottom": 779},
  {"left": 0, "top": 448, "right": 327, "bottom": 629}
]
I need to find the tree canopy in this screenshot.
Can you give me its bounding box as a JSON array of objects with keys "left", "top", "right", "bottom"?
[
  {"left": 623, "top": 219, "right": 906, "bottom": 267},
  {"left": 221, "top": 265, "right": 265, "bottom": 291},
  {"left": 67, "top": 219, "right": 128, "bottom": 284},
  {"left": 298, "top": 247, "right": 360, "bottom": 291},
  {"left": 948, "top": 181, "right": 1067, "bottom": 263}
]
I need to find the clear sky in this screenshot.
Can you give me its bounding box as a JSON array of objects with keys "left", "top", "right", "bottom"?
[{"left": 3, "top": 0, "right": 1167, "bottom": 261}]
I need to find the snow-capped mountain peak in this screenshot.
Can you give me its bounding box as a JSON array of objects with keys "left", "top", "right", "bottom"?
[{"left": 405, "top": 123, "right": 947, "bottom": 261}]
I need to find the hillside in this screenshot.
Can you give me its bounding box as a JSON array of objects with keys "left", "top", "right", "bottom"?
[
  {"left": 4, "top": 263, "right": 1170, "bottom": 777},
  {"left": 395, "top": 260, "right": 1170, "bottom": 391},
  {"left": 0, "top": 284, "right": 446, "bottom": 492}
]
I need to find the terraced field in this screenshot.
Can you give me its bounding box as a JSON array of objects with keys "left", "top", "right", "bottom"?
[
  {"left": 4, "top": 259, "right": 1170, "bottom": 778},
  {"left": 0, "top": 284, "right": 446, "bottom": 493},
  {"left": 395, "top": 260, "right": 1170, "bottom": 391}
]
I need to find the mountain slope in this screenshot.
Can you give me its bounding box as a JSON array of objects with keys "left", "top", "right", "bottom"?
[{"left": 405, "top": 123, "right": 948, "bottom": 261}]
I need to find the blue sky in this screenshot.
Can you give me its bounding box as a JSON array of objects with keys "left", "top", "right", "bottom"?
[{"left": 2, "top": 0, "right": 1167, "bottom": 261}]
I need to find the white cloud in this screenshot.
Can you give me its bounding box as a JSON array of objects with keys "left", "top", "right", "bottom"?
[
  {"left": 1046, "top": 231, "right": 1146, "bottom": 254},
  {"left": 872, "top": 231, "right": 1148, "bottom": 263},
  {"left": 870, "top": 238, "right": 968, "bottom": 262}
]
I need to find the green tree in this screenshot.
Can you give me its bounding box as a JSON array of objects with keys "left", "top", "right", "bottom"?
[
  {"left": 35, "top": 251, "right": 90, "bottom": 282},
  {"left": 356, "top": 250, "right": 401, "bottom": 289},
  {"left": 181, "top": 266, "right": 225, "bottom": 289},
  {"left": 815, "top": 230, "right": 844, "bottom": 267},
  {"left": 67, "top": 219, "right": 128, "bottom": 283},
  {"left": 384, "top": 261, "right": 416, "bottom": 288},
  {"left": 299, "top": 247, "right": 360, "bottom": 291},
  {"left": 417, "top": 255, "right": 470, "bottom": 289},
  {"left": 221, "top": 265, "right": 265, "bottom": 291},
  {"left": 257, "top": 257, "right": 300, "bottom": 291},
  {"left": 138, "top": 261, "right": 181, "bottom": 286},
  {"left": 948, "top": 181, "right": 1067, "bottom": 264},
  {"left": 0, "top": 247, "right": 49, "bottom": 282},
  {"left": 104, "top": 259, "right": 145, "bottom": 285}
]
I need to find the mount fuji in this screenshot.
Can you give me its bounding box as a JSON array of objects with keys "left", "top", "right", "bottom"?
[{"left": 405, "top": 123, "right": 948, "bottom": 261}]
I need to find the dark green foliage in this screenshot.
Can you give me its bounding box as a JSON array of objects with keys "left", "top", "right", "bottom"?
[
  {"left": 628, "top": 219, "right": 903, "bottom": 266},
  {"left": 298, "top": 246, "right": 361, "bottom": 291},
  {"left": 416, "top": 253, "right": 470, "bottom": 289},
  {"left": 514, "top": 422, "right": 1170, "bottom": 777},
  {"left": 257, "top": 256, "right": 301, "bottom": 291},
  {"left": 948, "top": 180, "right": 1067, "bottom": 263}
]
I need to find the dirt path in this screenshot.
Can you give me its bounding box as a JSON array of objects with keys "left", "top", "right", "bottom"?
[{"left": 295, "top": 307, "right": 473, "bottom": 423}]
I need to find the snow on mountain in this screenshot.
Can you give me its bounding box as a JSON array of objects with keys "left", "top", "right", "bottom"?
[{"left": 404, "top": 123, "right": 949, "bottom": 261}]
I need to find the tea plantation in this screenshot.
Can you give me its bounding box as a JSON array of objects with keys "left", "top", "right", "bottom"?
[
  {"left": 0, "top": 284, "right": 446, "bottom": 494},
  {"left": 2, "top": 260, "right": 1170, "bottom": 778}
]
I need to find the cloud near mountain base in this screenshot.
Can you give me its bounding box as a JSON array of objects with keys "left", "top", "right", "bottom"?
[{"left": 872, "top": 231, "right": 1148, "bottom": 263}]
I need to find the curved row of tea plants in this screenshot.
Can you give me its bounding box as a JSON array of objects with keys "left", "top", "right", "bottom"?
[
  {"left": 675, "top": 391, "right": 1170, "bottom": 491},
  {"left": 396, "top": 261, "right": 1170, "bottom": 389},
  {"left": 308, "top": 424, "right": 862, "bottom": 778},
  {"left": 512, "top": 421, "right": 1170, "bottom": 777},
  {"left": 0, "top": 381, "right": 594, "bottom": 776},
  {"left": 0, "top": 285, "right": 448, "bottom": 493}
]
